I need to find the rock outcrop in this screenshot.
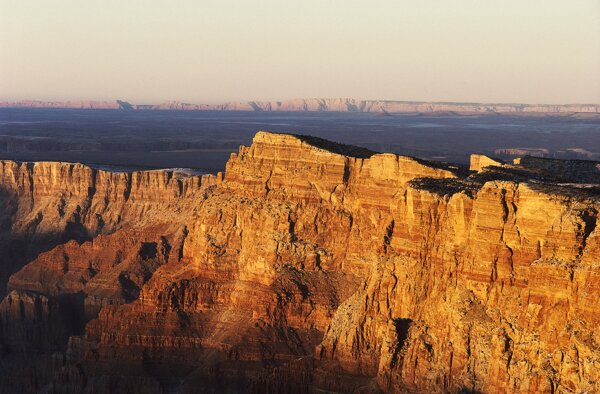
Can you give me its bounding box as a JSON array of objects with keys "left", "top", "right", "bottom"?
[
  {"left": 0, "top": 131, "right": 598, "bottom": 393},
  {"left": 469, "top": 154, "right": 504, "bottom": 172}
]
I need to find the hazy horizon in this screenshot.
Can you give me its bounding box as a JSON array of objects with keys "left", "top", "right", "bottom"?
[
  {"left": 2, "top": 96, "right": 600, "bottom": 106},
  {"left": 2, "top": 1, "right": 600, "bottom": 105}
]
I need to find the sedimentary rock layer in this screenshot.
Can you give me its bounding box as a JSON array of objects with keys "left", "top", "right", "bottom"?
[
  {"left": 0, "top": 131, "right": 598, "bottom": 393},
  {"left": 2, "top": 98, "right": 599, "bottom": 113}
]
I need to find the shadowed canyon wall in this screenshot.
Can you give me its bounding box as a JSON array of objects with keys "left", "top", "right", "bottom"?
[{"left": 0, "top": 131, "right": 598, "bottom": 393}]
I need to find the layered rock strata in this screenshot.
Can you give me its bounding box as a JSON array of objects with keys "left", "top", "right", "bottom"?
[
  {"left": 0, "top": 131, "right": 598, "bottom": 393},
  {"left": 2, "top": 98, "right": 599, "bottom": 114}
]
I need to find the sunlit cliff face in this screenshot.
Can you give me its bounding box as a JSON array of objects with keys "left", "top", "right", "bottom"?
[{"left": 0, "top": 131, "right": 599, "bottom": 393}]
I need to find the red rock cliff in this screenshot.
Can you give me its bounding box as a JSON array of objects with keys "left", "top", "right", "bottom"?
[{"left": 0, "top": 132, "right": 598, "bottom": 393}]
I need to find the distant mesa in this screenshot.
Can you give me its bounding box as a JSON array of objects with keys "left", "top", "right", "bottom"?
[
  {"left": 1, "top": 98, "right": 599, "bottom": 114},
  {"left": 469, "top": 154, "right": 504, "bottom": 172},
  {"left": 116, "top": 100, "right": 134, "bottom": 111}
]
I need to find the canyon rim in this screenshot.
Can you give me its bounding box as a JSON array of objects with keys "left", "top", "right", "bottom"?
[
  {"left": 3, "top": 1, "right": 600, "bottom": 392},
  {"left": 0, "top": 131, "right": 598, "bottom": 393}
]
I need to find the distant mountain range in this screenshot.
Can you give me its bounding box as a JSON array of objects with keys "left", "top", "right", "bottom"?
[{"left": 1, "top": 98, "right": 599, "bottom": 114}]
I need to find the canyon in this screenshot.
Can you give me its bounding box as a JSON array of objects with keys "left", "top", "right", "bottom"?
[
  {"left": 0, "top": 131, "right": 598, "bottom": 393},
  {"left": 2, "top": 98, "right": 599, "bottom": 114}
]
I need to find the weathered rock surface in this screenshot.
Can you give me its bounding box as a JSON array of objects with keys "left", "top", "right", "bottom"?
[{"left": 0, "top": 131, "right": 598, "bottom": 393}]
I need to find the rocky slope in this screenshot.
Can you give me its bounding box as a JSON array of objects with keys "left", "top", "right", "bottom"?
[
  {"left": 2, "top": 98, "right": 599, "bottom": 113},
  {"left": 0, "top": 132, "right": 598, "bottom": 393}
]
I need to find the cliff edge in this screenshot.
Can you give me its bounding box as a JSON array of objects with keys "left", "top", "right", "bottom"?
[{"left": 0, "top": 131, "right": 598, "bottom": 393}]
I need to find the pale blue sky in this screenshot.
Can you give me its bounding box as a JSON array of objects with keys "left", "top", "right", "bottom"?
[{"left": 1, "top": 0, "right": 599, "bottom": 104}]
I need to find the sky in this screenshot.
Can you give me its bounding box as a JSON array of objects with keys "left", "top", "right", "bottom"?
[{"left": 1, "top": 0, "right": 599, "bottom": 104}]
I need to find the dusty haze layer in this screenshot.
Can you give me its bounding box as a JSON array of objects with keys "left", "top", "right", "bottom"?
[
  {"left": 2, "top": 98, "right": 599, "bottom": 113},
  {"left": 2, "top": 108, "right": 598, "bottom": 172},
  {"left": 2, "top": 2, "right": 600, "bottom": 104},
  {"left": 0, "top": 131, "right": 598, "bottom": 393}
]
